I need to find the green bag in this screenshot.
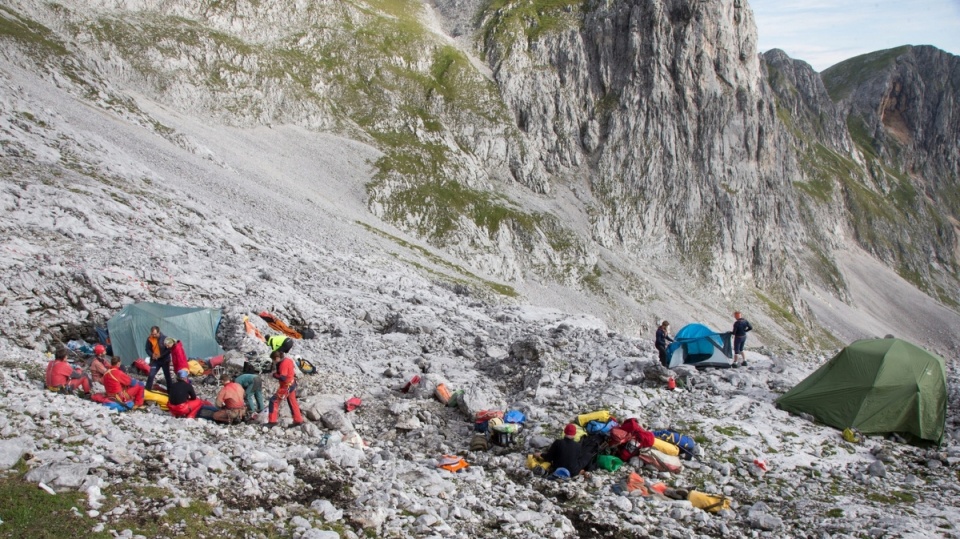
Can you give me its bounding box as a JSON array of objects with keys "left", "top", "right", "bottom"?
[{"left": 596, "top": 454, "right": 624, "bottom": 472}]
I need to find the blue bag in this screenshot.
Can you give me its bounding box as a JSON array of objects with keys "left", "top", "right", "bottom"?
[
  {"left": 504, "top": 410, "right": 526, "bottom": 424},
  {"left": 652, "top": 429, "right": 698, "bottom": 460},
  {"left": 585, "top": 420, "right": 618, "bottom": 435}
]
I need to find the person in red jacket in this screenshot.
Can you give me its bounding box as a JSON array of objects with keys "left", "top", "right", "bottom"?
[
  {"left": 89, "top": 344, "right": 110, "bottom": 386},
  {"left": 213, "top": 374, "right": 246, "bottom": 424},
  {"left": 168, "top": 338, "right": 189, "bottom": 380},
  {"left": 102, "top": 356, "right": 145, "bottom": 407},
  {"left": 267, "top": 350, "right": 303, "bottom": 427},
  {"left": 45, "top": 347, "right": 91, "bottom": 396}
]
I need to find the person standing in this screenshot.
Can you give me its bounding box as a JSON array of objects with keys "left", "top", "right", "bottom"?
[
  {"left": 655, "top": 321, "right": 674, "bottom": 367},
  {"left": 169, "top": 338, "right": 189, "bottom": 381},
  {"left": 144, "top": 326, "right": 173, "bottom": 390},
  {"left": 732, "top": 311, "right": 753, "bottom": 367},
  {"left": 102, "top": 356, "right": 145, "bottom": 408},
  {"left": 266, "top": 334, "right": 294, "bottom": 355},
  {"left": 45, "top": 347, "right": 91, "bottom": 396},
  {"left": 235, "top": 373, "right": 265, "bottom": 417},
  {"left": 267, "top": 350, "right": 303, "bottom": 427}
]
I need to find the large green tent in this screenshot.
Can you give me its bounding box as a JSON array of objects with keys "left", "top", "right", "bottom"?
[
  {"left": 776, "top": 338, "right": 947, "bottom": 443},
  {"left": 107, "top": 302, "right": 224, "bottom": 365}
]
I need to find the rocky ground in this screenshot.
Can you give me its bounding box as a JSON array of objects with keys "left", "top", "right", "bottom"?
[{"left": 2, "top": 282, "right": 959, "bottom": 538}]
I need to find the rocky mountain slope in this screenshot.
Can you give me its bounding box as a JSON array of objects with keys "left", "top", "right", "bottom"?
[
  {"left": 1, "top": 0, "right": 957, "bottom": 354},
  {"left": 1, "top": 1, "right": 960, "bottom": 538}
]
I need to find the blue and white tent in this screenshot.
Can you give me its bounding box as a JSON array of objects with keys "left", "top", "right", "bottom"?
[{"left": 664, "top": 323, "right": 733, "bottom": 369}]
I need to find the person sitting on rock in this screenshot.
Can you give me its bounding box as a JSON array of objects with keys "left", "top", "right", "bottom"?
[
  {"left": 266, "top": 334, "right": 294, "bottom": 355},
  {"left": 102, "top": 356, "right": 145, "bottom": 408},
  {"left": 88, "top": 344, "right": 110, "bottom": 387},
  {"left": 267, "top": 350, "right": 303, "bottom": 427},
  {"left": 45, "top": 347, "right": 91, "bottom": 397},
  {"left": 212, "top": 373, "right": 246, "bottom": 424},
  {"left": 540, "top": 424, "right": 586, "bottom": 477},
  {"left": 234, "top": 373, "right": 265, "bottom": 418},
  {"left": 167, "top": 376, "right": 206, "bottom": 419}
]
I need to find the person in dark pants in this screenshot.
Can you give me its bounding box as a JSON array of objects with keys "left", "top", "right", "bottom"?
[
  {"left": 541, "top": 424, "right": 586, "bottom": 476},
  {"left": 732, "top": 311, "right": 753, "bottom": 367},
  {"left": 144, "top": 326, "right": 173, "bottom": 390},
  {"left": 655, "top": 321, "right": 674, "bottom": 367}
]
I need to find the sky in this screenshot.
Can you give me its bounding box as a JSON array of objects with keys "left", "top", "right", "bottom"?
[{"left": 750, "top": 0, "right": 960, "bottom": 71}]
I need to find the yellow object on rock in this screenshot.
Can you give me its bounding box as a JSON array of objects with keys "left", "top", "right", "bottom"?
[
  {"left": 688, "top": 490, "right": 730, "bottom": 512},
  {"left": 576, "top": 410, "right": 611, "bottom": 427},
  {"left": 652, "top": 437, "right": 680, "bottom": 456}
]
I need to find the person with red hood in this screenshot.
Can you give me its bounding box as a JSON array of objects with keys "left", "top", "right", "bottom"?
[
  {"left": 168, "top": 338, "right": 189, "bottom": 380},
  {"left": 267, "top": 350, "right": 303, "bottom": 427},
  {"left": 102, "top": 356, "right": 145, "bottom": 407},
  {"left": 45, "top": 347, "right": 91, "bottom": 396}
]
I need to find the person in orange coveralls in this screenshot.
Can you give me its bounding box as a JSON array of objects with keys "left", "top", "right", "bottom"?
[
  {"left": 102, "top": 356, "right": 145, "bottom": 407},
  {"left": 267, "top": 350, "right": 303, "bottom": 427},
  {"left": 45, "top": 347, "right": 91, "bottom": 396},
  {"left": 213, "top": 374, "right": 246, "bottom": 424},
  {"left": 89, "top": 344, "right": 110, "bottom": 386}
]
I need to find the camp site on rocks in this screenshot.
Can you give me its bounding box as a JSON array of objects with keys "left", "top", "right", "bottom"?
[{"left": 2, "top": 0, "right": 960, "bottom": 537}]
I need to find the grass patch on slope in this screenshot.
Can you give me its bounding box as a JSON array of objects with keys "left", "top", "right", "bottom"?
[{"left": 821, "top": 46, "right": 911, "bottom": 101}]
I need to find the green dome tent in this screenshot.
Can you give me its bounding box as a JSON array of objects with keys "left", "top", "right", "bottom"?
[
  {"left": 107, "top": 302, "right": 224, "bottom": 365},
  {"left": 776, "top": 338, "right": 947, "bottom": 444}
]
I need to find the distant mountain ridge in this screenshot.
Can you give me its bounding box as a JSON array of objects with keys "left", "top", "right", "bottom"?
[{"left": 0, "top": 0, "right": 958, "bottom": 352}]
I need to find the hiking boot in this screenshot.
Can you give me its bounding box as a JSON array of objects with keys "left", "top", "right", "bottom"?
[
  {"left": 286, "top": 422, "right": 304, "bottom": 429},
  {"left": 732, "top": 363, "right": 741, "bottom": 368},
  {"left": 265, "top": 423, "right": 278, "bottom": 429},
  {"left": 741, "top": 361, "right": 748, "bottom": 367}
]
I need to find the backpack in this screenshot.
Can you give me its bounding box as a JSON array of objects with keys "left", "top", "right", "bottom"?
[
  {"left": 470, "top": 434, "right": 489, "bottom": 451},
  {"left": 490, "top": 430, "right": 515, "bottom": 447},
  {"left": 298, "top": 357, "right": 317, "bottom": 375},
  {"left": 503, "top": 410, "right": 526, "bottom": 424},
  {"left": 585, "top": 419, "right": 617, "bottom": 436},
  {"left": 652, "top": 429, "right": 699, "bottom": 460},
  {"left": 607, "top": 427, "right": 632, "bottom": 447}
]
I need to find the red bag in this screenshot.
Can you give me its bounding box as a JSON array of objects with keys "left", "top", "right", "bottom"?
[
  {"left": 345, "top": 397, "right": 362, "bottom": 412},
  {"left": 475, "top": 410, "right": 504, "bottom": 423},
  {"left": 401, "top": 375, "right": 421, "bottom": 393},
  {"left": 621, "top": 418, "right": 655, "bottom": 448},
  {"left": 607, "top": 427, "right": 633, "bottom": 447},
  {"left": 132, "top": 358, "right": 151, "bottom": 375}
]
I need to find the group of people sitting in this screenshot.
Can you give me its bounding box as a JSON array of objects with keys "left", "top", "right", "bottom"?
[{"left": 45, "top": 326, "right": 303, "bottom": 427}]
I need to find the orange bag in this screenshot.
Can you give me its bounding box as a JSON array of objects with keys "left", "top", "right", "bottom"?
[
  {"left": 435, "top": 383, "right": 452, "bottom": 404},
  {"left": 438, "top": 455, "right": 468, "bottom": 473}
]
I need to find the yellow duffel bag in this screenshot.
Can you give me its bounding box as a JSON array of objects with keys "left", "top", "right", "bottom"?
[
  {"left": 143, "top": 389, "right": 169, "bottom": 411},
  {"left": 688, "top": 490, "right": 731, "bottom": 513},
  {"left": 652, "top": 437, "right": 680, "bottom": 456},
  {"left": 576, "top": 410, "right": 611, "bottom": 427}
]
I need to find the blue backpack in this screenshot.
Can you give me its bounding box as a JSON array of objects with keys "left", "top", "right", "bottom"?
[
  {"left": 504, "top": 410, "right": 526, "bottom": 424},
  {"left": 585, "top": 419, "right": 618, "bottom": 436},
  {"left": 652, "top": 429, "right": 698, "bottom": 460}
]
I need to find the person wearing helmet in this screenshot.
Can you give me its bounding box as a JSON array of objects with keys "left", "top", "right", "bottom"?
[
  {"left": 89, "top": 344, "right": 110, "bottom": 386},
  {"left": 144, "top": 326, "right": 173, "bottom": 390},
  {"left": 732, "top": 311, "right": 753, "bottom": 367},
  {"left": 265, "top": 334, "right": 294, "bottom": 354}
]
